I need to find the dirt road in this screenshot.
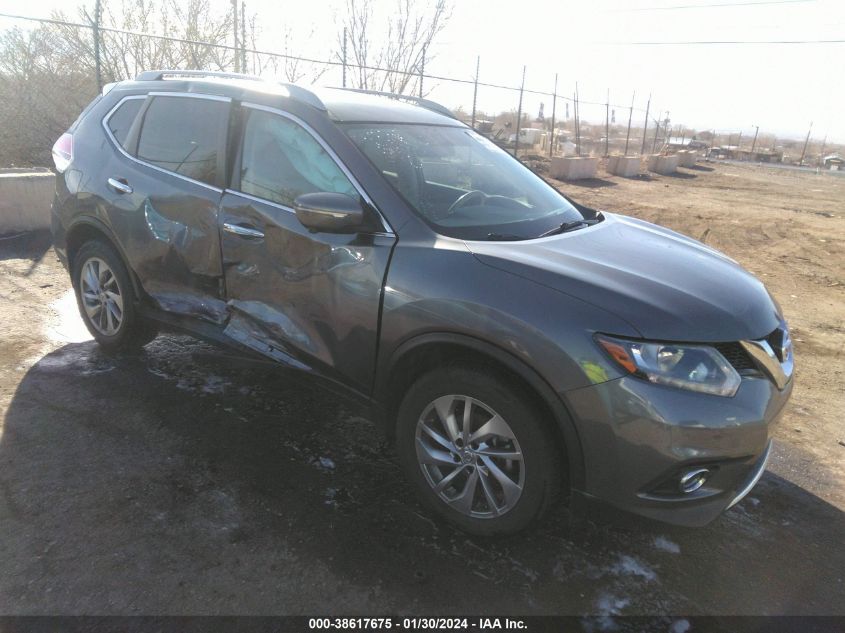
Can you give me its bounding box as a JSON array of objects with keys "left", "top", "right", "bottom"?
[{"left": 0, "top": 162, "right": 842, "bottom": 619}]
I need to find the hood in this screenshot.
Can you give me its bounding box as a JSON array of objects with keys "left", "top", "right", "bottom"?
[{"left": 467, "top": 213, "right": 780, "bottom": 342}]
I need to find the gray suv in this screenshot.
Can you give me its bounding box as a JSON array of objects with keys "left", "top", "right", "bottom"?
[{"left": 51, "top": 70, "right": 794, "bottom": 535}]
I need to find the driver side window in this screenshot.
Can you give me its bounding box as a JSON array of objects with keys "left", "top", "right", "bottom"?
[{"left": 238, "top": 109, "right": 357, "bottom": 208}]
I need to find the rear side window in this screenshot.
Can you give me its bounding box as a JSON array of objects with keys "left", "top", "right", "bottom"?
[
  {"left": 106, "top": 98, "right": 143, "bottom": 148},
  {"left": 238, "top": 109, "right": 356, "bottom": 208},
  {"left": 137, "top": 96, "right": 228, "bottom": 186}
]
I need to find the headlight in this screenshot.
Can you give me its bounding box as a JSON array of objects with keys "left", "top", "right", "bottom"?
[{"left": 596, "top": 335, "right": 741, "bottom": 397}]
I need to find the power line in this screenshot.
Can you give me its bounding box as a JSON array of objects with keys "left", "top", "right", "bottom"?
[
  {"left": 609, "top": 38, "right": 845, "bottom": 45},
  {"left": 619, "top": 0, "right": 815, "bottom": 11},
  {"left": 5, "top": 9, "right": 838, "bottom": 53},
  {"left": 0, "top": 11, "right": 657, "bottom": 112}
]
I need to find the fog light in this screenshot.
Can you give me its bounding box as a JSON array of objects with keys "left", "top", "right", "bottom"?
[{"left": 679, "top": 468, "right": 710, "bottom": 494}]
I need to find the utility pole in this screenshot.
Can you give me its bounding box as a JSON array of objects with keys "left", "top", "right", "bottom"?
[
  {"left": 640, "top": 93, "right": 650, "bottom": 155},
  {"left": 92, "top": 0, "right": 102, "bottom": 91},
  {"left": 605, "top": 89, "right": 610, "bottom": 157},
  {"left": 241, "top": 2, "right": 247, "bottom": 73},
  {"left": 818, "top": 135, "right": 827, "bottom": 168},
  {"left": 799, "top": 122, "right": 813, "bottom": 165},
  {"left": 549, "top": 73, "right": 557, "bottom": 157},
  {"left": 471, "top": 56, "right": 480, "bottom": 129},
  {"left": 624, "top": 91, "right": 635, "bottom": 156},
  {"left": 652, "top": 117, "right": 660, "bottom": 154},
  {"left": 514, "top": 66, "right": 526, "bottom": 158},
  {"left": 231, "top": 0, "right": 239, "bottom": 72},
  {"left": 750, "top": 125, "right": 759, "bottom": 154},
  {"left": 574, "top": 83, "right": 581, "bottom": 156},
  {"left": 342, "top": 28, "right": 347, "bottom": 87},
  {"left": 419, "top": 46, "right": 426, "bottom": 98}
]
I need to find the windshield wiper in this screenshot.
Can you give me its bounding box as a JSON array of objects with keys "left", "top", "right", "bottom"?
[{"left": 538, "top": 214, "right": 603, "bottom": 238}]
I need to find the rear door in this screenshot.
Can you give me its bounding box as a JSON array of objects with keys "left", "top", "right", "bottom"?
[
  {"left": 103, "top": 92, "right": 231, "bottom": 323},
  {"left": 219, "top": 104, "right": 395, "bottom": 393}
]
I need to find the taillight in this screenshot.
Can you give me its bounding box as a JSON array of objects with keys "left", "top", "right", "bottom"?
[{"left": 52, "top": 132, "right": 73, "bottom": 173}]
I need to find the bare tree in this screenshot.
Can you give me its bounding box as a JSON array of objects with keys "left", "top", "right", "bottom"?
[
  {"left": 245, "top": 21, "right": 328, "bottom": 84},
  {"left": 0, "top": 0, "right": 236, "bottom": 166},
  {"left": 278, "top": 26, "right": 329, "bottom": 84},
  {"left": 0, "top": 27, "right": 93, "bottom": 166},
  {"left": 73, "top": 0, "right": 237, "bottom": 82},
  {"left": 336, "top": 0, "right": 451, "bottom": 95}
]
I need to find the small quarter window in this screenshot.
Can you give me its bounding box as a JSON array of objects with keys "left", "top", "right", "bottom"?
[
  {"left": 238, "top": 109, "right": 357, "bottom": 208},
  {"left": 106, "top": 98, "right": 143, "bottom": 149},
  {"left": 137, "top": 96, "right": 228, "bottom": 186}
]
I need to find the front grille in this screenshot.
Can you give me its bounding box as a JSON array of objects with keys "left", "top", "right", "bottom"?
[
  {"left": 765, "top": 327, "right": 789, "bottom": 362},
  {"left": 714, "top": 342, "right": 756, "bottom": 371}
]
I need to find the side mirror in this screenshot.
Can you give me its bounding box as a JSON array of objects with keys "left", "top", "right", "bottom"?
[{"left": 293, "top": 192, "right": 365, "bottom": 233}]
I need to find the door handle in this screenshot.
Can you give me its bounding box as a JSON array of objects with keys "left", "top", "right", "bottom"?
[
  {"left": 107, "top": 177, "right": 133, "bottom": 194},
  {"left": 223, "top": 222, "right": 264, "bottom": 240}
]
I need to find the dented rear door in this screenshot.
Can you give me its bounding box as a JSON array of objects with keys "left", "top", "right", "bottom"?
[{"left": 104, "top": 93, "right": 230, "bottom": 323}]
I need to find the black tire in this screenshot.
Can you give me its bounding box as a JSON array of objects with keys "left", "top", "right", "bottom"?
[
  {"left": 72, "top": 240, "right": 158, "bottom": 351},
  {"left": 396, "top": 364, "right": 562, "bottom": 536}
]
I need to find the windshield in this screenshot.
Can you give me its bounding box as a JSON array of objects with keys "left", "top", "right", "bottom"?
[{"left": 342, "top": 124, "right": 589, "bottom": 240}]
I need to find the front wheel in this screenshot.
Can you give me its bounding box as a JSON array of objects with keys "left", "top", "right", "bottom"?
[
  {"left": 396, "top": 365, "right": 562, "bottom": 535},
  {"left": 72, "top": 240, "right": 157, "bottom": 351}
]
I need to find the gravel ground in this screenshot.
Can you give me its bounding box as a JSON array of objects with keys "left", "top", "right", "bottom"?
[{"left": 0, "top": 162, "right": 843, "bottom": 618}]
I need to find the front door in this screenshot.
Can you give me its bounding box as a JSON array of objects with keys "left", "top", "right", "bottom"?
[{"left": 219, "top": 105, "right": 395, "bottom": 393}]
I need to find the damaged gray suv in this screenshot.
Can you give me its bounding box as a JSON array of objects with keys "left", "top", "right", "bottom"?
[{"left": 52, "top": 70, "right": 794, "bottom": 535}]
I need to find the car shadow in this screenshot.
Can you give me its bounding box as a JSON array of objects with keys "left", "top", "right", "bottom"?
[
  {"left": 687, "top": 164, "right": 715, "bottom": 172},
  {"left": 1, "top": 339, "right": 844, "bottom": 616}
]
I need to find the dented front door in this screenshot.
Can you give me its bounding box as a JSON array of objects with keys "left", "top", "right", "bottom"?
[
  {"left": 219, "top": 191, "right": 394, "bottom": 392},
  {"left": 219, "top": 105, "right": 395, "bottom": 392}
]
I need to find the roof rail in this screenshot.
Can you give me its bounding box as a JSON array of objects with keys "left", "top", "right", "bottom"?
[
  {"left": 334, "top": 88, "right": 457, "bottom": 120},
  {"left": 279, "top": 83, "right": 327, "bottom": 112},
  {"left": 136, "top": 69, "right": 264, "bottom": 82},
  {"left": 134, "top": 70, "right": 327, "bottom": 111}
]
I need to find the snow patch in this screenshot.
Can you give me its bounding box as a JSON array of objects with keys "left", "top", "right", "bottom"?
[
  {"left": 33, "top": 345, "right": 114, "bottom": 375},
  {"left": 671, "top": 619, "right": 691, "bottom": 633},
  {"left": 611, "top": 555, "right": 657, "bottom": 582},
  {"left": 147, "top": 366, "right": 231, "bottom": 395},
  {"left": 595, "top": 591, "right": 630, "bottom": 616},
  {"left": 44, "top": 289, "right": 92, "bottom": 345},
  {"left": 198, "top": 374, "right": 228, "bottom": 394},
  {"left": 653, "top": 535, "right": 681, "bottom": 554},
  {"left": 312, "top": 456, "right": 336, "bottom": 472}
]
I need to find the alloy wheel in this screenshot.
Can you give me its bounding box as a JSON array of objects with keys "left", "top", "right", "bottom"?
[
  {"left": 79, "top": 257, "right": 124, "bottom": 336},
  {"left": 415, "top": 394, "right": 525, "bottom": 518}
]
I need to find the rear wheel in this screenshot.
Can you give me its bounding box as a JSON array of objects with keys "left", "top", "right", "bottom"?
[
  {"left": 72, "top": 240, "right": 157, "bottom": 351},
  {"left": 396, "top": 364, "right": 561, "bottom": 535}
]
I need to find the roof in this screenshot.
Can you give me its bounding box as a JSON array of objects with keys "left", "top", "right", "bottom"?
[
  {"left": 823, "top": 153, "right": 844, "bottom": 162},
  {"left": 128, "top": 70, "right": 460, "bottom": 126},
  {"left": 314, "top": 88, "right": 461, "bottom": 125}
]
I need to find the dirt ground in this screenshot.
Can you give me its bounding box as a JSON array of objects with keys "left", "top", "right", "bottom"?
[{"left": 0, "top": 161, "right": 843, "bottom": 619}]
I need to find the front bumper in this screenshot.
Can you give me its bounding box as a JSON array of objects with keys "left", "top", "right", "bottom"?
[{"left": 564, "top": 373, "right": 792, "bottom": 527}]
